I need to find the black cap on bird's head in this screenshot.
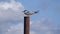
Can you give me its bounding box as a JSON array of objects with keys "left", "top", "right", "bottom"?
[{"left": 23, "top": 10, "right": 28, "bottom": 12}]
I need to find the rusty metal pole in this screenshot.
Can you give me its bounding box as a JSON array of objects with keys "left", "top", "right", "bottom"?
[
  {"left": 23, "top": 10, "right": 39, "bottom": 34},
  {"left": 24, "top": 16, "right": 30, "bottom": 34}
]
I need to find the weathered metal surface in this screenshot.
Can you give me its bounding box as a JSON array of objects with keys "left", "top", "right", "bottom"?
[{"left": 24, "top": 16, "right": 30, "bottom": 34}]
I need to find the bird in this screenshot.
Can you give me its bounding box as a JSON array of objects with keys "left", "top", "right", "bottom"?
[{"left": 23, "top": 10, "right": 39, "bottom": 15}]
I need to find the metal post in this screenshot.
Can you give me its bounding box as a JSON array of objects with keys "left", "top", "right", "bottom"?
[
  {"left": 23, "top": 10, "right": 39, "bottom": 34},
  {"left": 24, "top": 16, "right": 30, "bottom": 34}
]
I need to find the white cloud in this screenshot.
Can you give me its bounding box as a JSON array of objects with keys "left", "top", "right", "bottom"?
[
  {"left": 30, "top": 31, "right": 36, "bottom": 34},
  {"left": 0, "top": 0, "right": 24, "bottom": 34},
  {"left": 0, "top": 0, "right": 57, "bottom": 34},
  {"left": 4, "top": 20, "right": 35, "bottom": 34},
  {"left": 46, "top": 31, "right": 52, "bottom": 34},
  {"left": 0, "top": 0, "right": 24, "bottom": 21},
  {"left": 5, "top": 23, "right": 23, "bottom": 34},
  {"left": 30, "top": 18, "right": 53, "bottom": 34},
  {"left": 4, "top": 17, "right": 53, "bottom": 34},
  {"left": 0, "top": 4, "right": 53, "bottom": 34}
]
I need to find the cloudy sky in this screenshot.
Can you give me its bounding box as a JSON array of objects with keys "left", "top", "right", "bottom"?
[{"left": 0, "top": 0, "right": 60, "bottom": 34}]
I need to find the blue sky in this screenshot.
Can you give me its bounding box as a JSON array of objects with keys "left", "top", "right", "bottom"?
[
  {"left": 16, "top": 0, "right": 60, "bottom": 26},
  {"left": 0, "top": 0, "right": 60, "bottom": 34}
]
